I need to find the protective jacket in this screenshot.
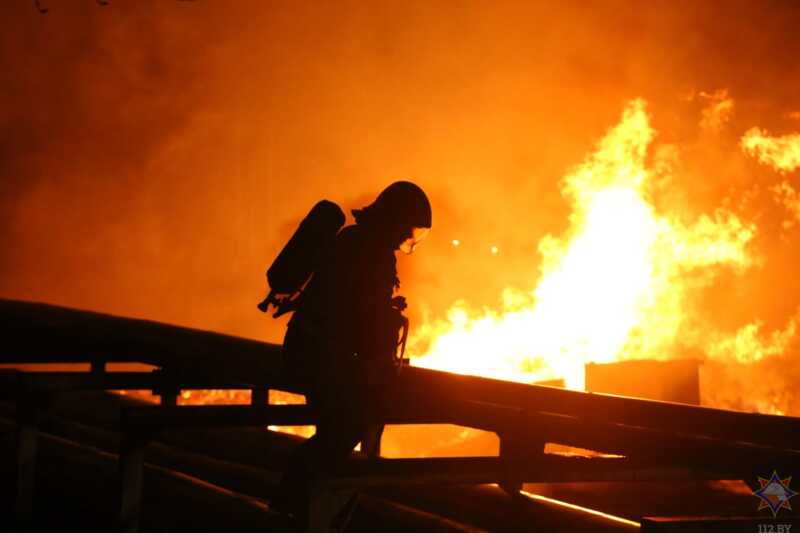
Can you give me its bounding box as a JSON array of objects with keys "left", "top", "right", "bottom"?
[{"left": 283, "top": 222, "right": 400, "bottom": 391}]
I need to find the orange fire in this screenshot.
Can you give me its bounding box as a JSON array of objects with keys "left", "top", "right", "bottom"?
[
  {"left": 122, "top": 99, "right": 800, "bottom": 423},
  {"left": 409, "top": 99, "right": 790, "bottom": 395},
  {"left": 698, "top": 89, "right": 735, "bottom": 132},
  {"left": 741, "top": 128, "right": 800, "bottom": 174}
]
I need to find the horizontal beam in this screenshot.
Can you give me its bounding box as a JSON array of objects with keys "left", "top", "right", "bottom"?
[
  {"left": 0, "top": 370, "right": 272, "bottom": 395},
  {"left": 321, "top": 455, "right": 760, "bottom": 489},
  {"left": 122, "top": 395, "right": 798, "bottom": 474},
  {"left": 400, "top": 367, "right": 800, "bottom": 451},
  {"left": 122, "top": 405, "right": 316, "bottom": 431},
  {"left": 435, "top": 398, "right": 800, "bottom": 464},
  {"left": 120, "top": 402, "right": 800, "bottom": 477},
  {"left": 122, "top": 402, "right": 461, "bottom": 431},
  {"left": 0, "top": 299, "right": 288, "bottom": 388},
  {"left": 10, "top": 364, "right": 790, "bottom": 468},
  {"left": 4, "top": 299, "right": 800, "bottom": 453},
  {"left": 7, "top": 364, "right": 793, "bottom": 469}
]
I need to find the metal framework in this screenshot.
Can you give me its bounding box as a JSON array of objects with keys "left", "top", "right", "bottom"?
[{"left": 2, "top": 298, "right": 799, "bottom": 532}]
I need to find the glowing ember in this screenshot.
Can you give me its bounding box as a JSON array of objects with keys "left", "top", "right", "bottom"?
[{"left": 410, "top": 100, "right": 759, "bottom": 391}]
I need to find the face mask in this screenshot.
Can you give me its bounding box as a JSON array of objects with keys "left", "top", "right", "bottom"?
[{"left": 399, "top": 227, "right": 430, "bottom": 255}]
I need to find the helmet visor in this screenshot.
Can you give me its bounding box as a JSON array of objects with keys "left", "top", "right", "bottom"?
[{"left": 399, "top": 226, "right": 430, "bottom": 255}]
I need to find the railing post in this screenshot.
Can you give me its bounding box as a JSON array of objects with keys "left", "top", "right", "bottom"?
[
  {"left": 14, "top": 397, "right": 39, "bottom": 530},
  {"left": 361, "top": 424, "right": 384, "bottom": 458},
  {"left": 498, "top": 432, "right": 544, "bottom": 496},
  {"left": 159, "top": 391, "right": 178, "bottom": 406},
  {"left": 117, "top": 429, "right": 150, "bottom": 533},
  {"left": 152, "top": 369, "right": 179, "bottom": 406},
  {"left": 251, "top": 388, "right": 268, "bottom": 405},
  {"left": 90, "top": 359, "right": 106, "bottom": 376}
]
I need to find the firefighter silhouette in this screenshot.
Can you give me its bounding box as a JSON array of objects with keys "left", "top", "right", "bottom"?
[{"left": 273, "top": 181, "right": 432, "bottom": 521}]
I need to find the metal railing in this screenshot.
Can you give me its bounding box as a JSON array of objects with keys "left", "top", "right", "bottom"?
[{"left": 2, "top": 298, "right": 800, "bottom": 532}]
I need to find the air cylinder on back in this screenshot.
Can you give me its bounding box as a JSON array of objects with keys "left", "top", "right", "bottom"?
[{"left": 258, "top": 199, "right": 345, "bottom": 314}]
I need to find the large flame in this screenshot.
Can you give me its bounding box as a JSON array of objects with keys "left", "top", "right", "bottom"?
[
  {"left": 742, "top": 127, "right": 800, "bottom": 232},
  {"left": 410, "top": 100, "right": 757, "bottom": 391},
  {"left": 741, "top": 128, "right": 800, "bottom": 173},
  {"left": 120, "top": 100, "right": 800, "bottom": 424}
]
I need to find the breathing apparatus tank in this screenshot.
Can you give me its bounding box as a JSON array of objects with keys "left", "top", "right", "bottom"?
[{"left": 257, "top": 199, "right": 345, "bottom": 317}]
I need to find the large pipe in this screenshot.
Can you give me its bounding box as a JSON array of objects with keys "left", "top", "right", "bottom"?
[
  {"left": 400, "top": 367, "right": 800, "bottom": 451},
  {"left": 0, "top": 299, "right": 286, "bottom": 386},
  {"left": 3, "top": 299, "right": 799, "bottom": 454}
]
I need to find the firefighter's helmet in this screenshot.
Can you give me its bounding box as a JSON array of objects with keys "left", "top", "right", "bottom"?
[
  {"left": 355, "top": 181, "right": 432, "bottom": 254},
  {"left": 372, "top": 181, "right": 432, "bottom": 229}
]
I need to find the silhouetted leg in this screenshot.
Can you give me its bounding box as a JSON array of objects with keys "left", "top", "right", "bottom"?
[{"left": 301, "top": 420, "right": 361, "bottom": 533}]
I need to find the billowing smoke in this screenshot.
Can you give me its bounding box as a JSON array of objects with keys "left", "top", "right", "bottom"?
[{"left": 2, "top": 1, "right": 800, "bottom": 413}]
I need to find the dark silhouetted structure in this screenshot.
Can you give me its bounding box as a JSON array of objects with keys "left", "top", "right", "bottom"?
[
  {"left": 3, "top": 298, "right": 800, "bottom": 533},
  {"left": 274, "top": 181, "right": 432, "bottom": 523}
]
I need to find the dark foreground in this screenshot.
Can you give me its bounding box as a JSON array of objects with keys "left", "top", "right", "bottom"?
[{"left": 2, "top": 390, "right": 791, "bottom": 533}]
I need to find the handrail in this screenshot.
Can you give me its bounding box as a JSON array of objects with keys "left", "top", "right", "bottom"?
[{"left": 3, "top": 298, "right": 800, "bottom": 452}]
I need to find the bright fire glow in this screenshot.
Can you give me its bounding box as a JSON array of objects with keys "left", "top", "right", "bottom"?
[
  {"left": 121, "top": 99, "right": 800, "bottom": 425},
  {"left": 410, "top": 100, "right": 757, "bottom": 390},
  {"left": 741, "top": 127, "right": 800, "bottom": 173},
  {"left": 699, "top": 89, "right": 734, "bottom": 132}
]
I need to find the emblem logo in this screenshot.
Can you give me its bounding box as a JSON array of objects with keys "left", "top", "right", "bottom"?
[{"left": 753, "top": 470, "right": 798, "bottom": 517}]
